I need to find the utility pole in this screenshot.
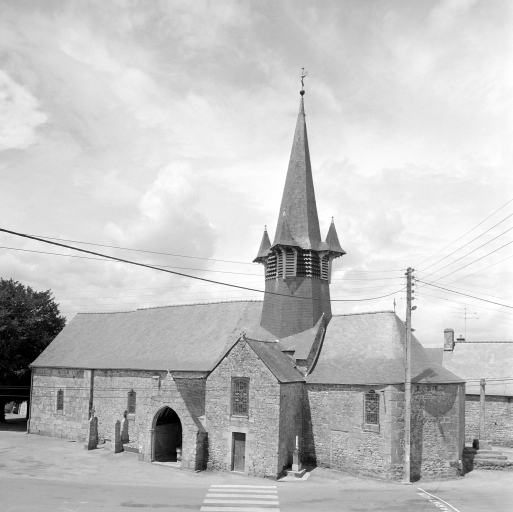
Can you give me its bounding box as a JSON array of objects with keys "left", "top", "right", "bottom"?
[{"left": 402, "top": 267, "right": 414, "bottom": 484}]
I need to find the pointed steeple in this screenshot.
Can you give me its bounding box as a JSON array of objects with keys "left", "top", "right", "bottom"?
[
  {"left": 273, "top": 97, "right": 322, "bottom": 250},
  {"left": 253, "top": 227, "right": 271, "bottom": 263},
  {"left": 325, "top": 218, "right": 346, "bottom": 255}
]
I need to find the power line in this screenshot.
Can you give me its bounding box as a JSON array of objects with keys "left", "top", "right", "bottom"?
[
  {"left": 418, "top": 226, "right": 513, "bottom": 279},
  {"left": 418, "top": 213, "right": 513, "bottom": 272},
  {"left": 1, "top": 245, "right": 403, "bottom": 281},
  {"left": 31, "top": 235, "right": 253, "bottom": 265},
  {"left": 417, "top": 291, "right": 513, "bottom": 317},
  {"left": 0, "top": 228, "right": 405, "bottom": 303},
  {"left": 417, "top": 280, "right": 513, "bottom": 309},
  {"left": 420, "top": 240, "right": 513, "bottom": 283},
  {"left": 448, "top": 254, "right": 513, "bottom": 285},
  {"left": 12, "top": 232, "right": 404, "bottom": 273},
  {"left": 416, "top": 198, "right": 513, "bottom": 266}
]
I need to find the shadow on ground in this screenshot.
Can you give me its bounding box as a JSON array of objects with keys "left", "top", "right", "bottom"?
[{"left": 0, "top": 414, "right": 27, "bottom": 432}]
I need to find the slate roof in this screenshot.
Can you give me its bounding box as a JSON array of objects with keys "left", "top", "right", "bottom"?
[
  {"left": 31, "top": 301, "right": 266, "bottom": 371},
  {"left": 278, "top": 315, "right": 324, "bottom": 360},
  {"left": 324, "top": 219, "right": 346, "bottom": 255},
  {"left": 425, "top": 348, "right": 444, "bottom": 365},
  {"left": 307, "top": 312, "right": 464, "bottom": 385},
  {"left": 441, "top": 342, "right": 513, "bottom": 396},
  {"left": 247, "top": 340, "right": 304, "bottom": 383},
  {"left": 273, "top": 97, "right": 322, "bottom": 250},
  {"left": 253, "top": 228, "right": 271, "bottom": 262}
]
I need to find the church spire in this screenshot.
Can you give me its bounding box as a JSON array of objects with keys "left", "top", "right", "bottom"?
[
  {"left": 273, "top": 89, "right": 322, "bottom": 250},
  {"left": 254, "top": 73, "right": 346, "bottom": 339}
]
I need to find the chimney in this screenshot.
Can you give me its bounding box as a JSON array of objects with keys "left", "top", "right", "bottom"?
[{"left": 444, "top": 328, "right": 455, "bottom": 351}]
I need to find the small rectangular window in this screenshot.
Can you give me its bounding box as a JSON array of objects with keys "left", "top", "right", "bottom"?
[
  {"left": 57, "top": 389, "right": 64, "bottom": 411},
  {"left": 364, "top": 391, "right": 379, "bottom": 425},
  {"left": 127, "top": 389, "right": 136, "bottom": 414},
  {"left": 232, "top": 378, "right": 249, "bottom": 416}
]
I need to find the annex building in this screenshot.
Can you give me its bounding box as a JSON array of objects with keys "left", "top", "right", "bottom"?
[
  {"left": 29, "top": 91, "right": 466, "bottom": 482},
  {"left": 427, "top": 330, "right": 513, "bottom": 448}
]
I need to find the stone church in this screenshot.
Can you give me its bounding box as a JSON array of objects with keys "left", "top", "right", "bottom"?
[{"left": 29, "top": 91, "right": 465, "bottom": 481}]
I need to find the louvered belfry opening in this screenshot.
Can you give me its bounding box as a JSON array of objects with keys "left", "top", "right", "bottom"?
[{"left": 254, "top": 93, "right": 345, "bottom": 339}]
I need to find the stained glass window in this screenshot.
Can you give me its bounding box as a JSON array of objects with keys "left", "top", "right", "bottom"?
[
  {"left": 57, "top": 389, "right": 64, "bottom": 411},
  {"left": 232, "top": 378, "right": 249, "bottom": 416},
  {"left": 364, "top": 390, "right": 379, "bottom": 424},
  {"left": 127, "top": 389, "right": 136, "bottom": 414}
]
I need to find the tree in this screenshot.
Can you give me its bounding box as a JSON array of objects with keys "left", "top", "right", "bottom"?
[{"left": 0, "top": 278, "right": 66, "bottom": 421}]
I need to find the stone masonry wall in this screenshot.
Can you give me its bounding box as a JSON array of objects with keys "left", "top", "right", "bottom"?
[
  {"left": 465, "top": 395, "right": 513, "bottom": 447},
  {"left": 93, "top": 369, "right": 206, "bottom": 470},
  {"left": 29, "top": 368, "right": 91, "bottom": 441},
  {"left": 304, "top": 384, "right": 399, "bottom": 480},
  {"left": 206, "top": 341, "right": 282, "bottom": 478},
  {"left": 410, "top": 383, "right": 464, "bottom": 480},
  {"left": 278, "top": 382, "right": 304, "bottom": 474}
]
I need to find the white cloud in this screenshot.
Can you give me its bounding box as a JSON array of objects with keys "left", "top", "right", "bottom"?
[{"left": 0, "top": 70, "right": 47, "bottom": 151}]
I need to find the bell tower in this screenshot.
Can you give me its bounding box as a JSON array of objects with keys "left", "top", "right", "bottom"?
[{"left": 254, "top": 76, "right": 345, "bottom": 338}]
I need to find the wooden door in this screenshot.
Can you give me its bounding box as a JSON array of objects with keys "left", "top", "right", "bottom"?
[{"left": 232, "top": 432, "right": 246, "bottom": 472}]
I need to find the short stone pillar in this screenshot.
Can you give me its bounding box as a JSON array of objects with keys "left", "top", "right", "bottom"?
[
  {"left": 84, "top": 416, "right": 98, "bottom": 450},
  {"left": 113, "top": 420, "right": 123, "bottom": 454},
  {"left": 286, "top": 435, "right": 306, "bottom": 478},
  {"left": 121, "top": 410, "right": 129, "bottom": 443}
]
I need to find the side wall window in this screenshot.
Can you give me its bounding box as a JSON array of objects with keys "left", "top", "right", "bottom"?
[
  {"left": 127, "top": 389, "right": 136, "bottom": 414},
  {"left": 231, "top": 377, "right": 249, "bottom": 416},
  {"left": 57, "top": 389, "right": 64, "bottom": 411},
  {"left": 364, "top": 390, "right": 379, "bottom": 424}
]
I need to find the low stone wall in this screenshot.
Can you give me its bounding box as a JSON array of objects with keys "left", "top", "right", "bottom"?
[{"left": 465, "top": 395, "right": 513, "bottom": 447}]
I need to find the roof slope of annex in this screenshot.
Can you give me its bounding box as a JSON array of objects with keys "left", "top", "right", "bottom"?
[
  {"left": 442, "top": 342, "right": 513, "bottom": 396},
  {"left": 307, "top": 312, "right": 464, "bottom": 385},
  {"left": 31, "top": 301, "right": 266, "bottom": 372}
]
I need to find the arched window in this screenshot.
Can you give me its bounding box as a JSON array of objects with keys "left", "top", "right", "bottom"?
[
  {"left": 57, "top": 389, "right": 64, "bottom": 411},
  {"left": 231, "top": 378, "right": 249, "bottom": 416},
  {"left": 364, "top": 390, "right": 379, "bottom": 425},
  {"left": 127, "top": 389, "right": 136, "bottom": 415}
]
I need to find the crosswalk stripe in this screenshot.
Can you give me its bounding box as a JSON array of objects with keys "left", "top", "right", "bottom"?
[
  {"left": 201, "top": 484, "right": 280, "bottom": 512},
  {"left": 200, "top": 508, "right": 280, "bottom": 512},
  {"left": 207, "top": 489, "right": 277, "bottom": 494},
  {"left": 206, "top": 494, "right": 277, "bottom": 499},
  {"left": 204, "top": 500, "right": 279, "bottom": 505},
  {"left": 210, "top": 485, "right": 277, "bottom": 488}
]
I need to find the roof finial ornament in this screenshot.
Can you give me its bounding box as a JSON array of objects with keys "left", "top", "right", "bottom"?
[{"left": 300, "top": 67, "right": 308, "bottom": 96}]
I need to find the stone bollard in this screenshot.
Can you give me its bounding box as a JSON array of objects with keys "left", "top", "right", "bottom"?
[
  {"left": 121, "top": 412, "right": 129, "bottom": 444},
  {"left": 113, "top": 420, "right": 123, "bottom": 454},
  {"left": 84, "top": 416, "right": 98, "bottom": 450}
]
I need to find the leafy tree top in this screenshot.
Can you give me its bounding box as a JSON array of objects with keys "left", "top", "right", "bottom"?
[{"left": 0, "top": 278, "right": 66, "bottom": 385}]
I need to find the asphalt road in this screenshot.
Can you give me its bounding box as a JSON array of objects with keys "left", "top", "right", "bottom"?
[{"left": 1, "top": 419, "right": 512, "bottom": 512}]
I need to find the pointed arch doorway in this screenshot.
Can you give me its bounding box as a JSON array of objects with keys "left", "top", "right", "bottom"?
[{"left": 152, "top": 407, "right": 183, "bottom": 464}]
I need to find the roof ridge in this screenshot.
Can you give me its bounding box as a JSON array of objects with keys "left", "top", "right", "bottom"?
[
  {"left": 77, "top": 300, "right": 263, "bottom": 315},
  {"left": 333, "top": 310, "right": 394, "bottom": 317},
  {"left": 455, "top": 341, "right": 513, "bottom": 344}
]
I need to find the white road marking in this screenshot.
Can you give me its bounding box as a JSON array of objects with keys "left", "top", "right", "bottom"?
[
  {"left": 211, "top": 485, "right": 277, "bottom": 488},
  {"left": 200, "top": 508, "right": 280, "bottom": 512},
  {"left": 204, "top": 499, "right": 279, "bottom": 505},
  {"left": 201, "top": 484, "right": 280, "bottom": 511},
  {"left": 207, "top": 489, "right": 277, "bottom": 493},
  {"left": 206, "top": 494, "right": 278, "bottom": 499},
  {"left": 417, "top": 488, "right": 462, "bottom": 512}
]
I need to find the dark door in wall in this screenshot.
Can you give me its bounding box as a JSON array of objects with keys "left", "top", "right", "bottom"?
[
  {"left": 153, "top": 407, "right": 182, "bottom": 462},
  {"left": 232, "top": 432, "right": 246, "bottom": 472}
]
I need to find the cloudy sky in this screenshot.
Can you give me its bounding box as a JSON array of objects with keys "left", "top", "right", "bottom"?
[{"left": 1, "top": 0, "right": 512, "bottom": 346}]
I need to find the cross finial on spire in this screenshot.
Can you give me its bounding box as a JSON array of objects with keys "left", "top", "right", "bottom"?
[{"left": 300, "top": 67, "right": 308, "bottom": 96}]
